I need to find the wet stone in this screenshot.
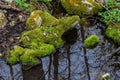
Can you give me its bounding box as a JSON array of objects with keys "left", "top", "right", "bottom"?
[{"left": 0, "top": 59, "right": 23, "bottom": 80}]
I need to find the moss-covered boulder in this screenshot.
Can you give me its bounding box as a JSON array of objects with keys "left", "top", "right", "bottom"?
[
  {"left": 22, "top": 15, "right": 80, "bottom": 47},
  {"left": 6, "top": 10, "right": 80, "bottom": 65},
  {"left": 105, "top": 23, "right": 120, "bottom": 44},
  {"left": 84, "top": 35, "right": 99, "bottom": 48},
  {"left": 61, "top": 0, "right": 102, "bottom": 18},
  {"left": 26, "top": 10, "right": 59, "bottom": 30}
]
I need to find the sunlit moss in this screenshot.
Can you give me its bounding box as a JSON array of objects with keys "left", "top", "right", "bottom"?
[
  {"left": 84, "top": 35, "right": 99, "bottom": 48},
  {"left": 20, "top": 49, "right": 39, "bottom": 65},
  {"left": 36, "top": 43, "right": 55, "bottom": 57},
  {"left": 26, "top": 10, "right": 42, "bottom": 30},
  {"left": 22, "top": 15, "right": 80, "bottom": 47},
  {"left": 61, "top": 0, "right": 102, "bottom": 18},
  {"left": 7, "top": 10, "right": 80, "bottom": 65},
  {"left": 6, "top": 46, "right": 24, "bottom": 65},
  {"left": 26, "top": 10, "right": 59, "bottom": 30}
]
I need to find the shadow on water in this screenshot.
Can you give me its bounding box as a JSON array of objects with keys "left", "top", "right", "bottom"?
[{"left": 0, "top": 20, "right": 120, "bottom": 80}]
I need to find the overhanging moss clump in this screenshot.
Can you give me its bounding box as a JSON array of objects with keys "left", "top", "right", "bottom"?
[
  {"left": 6, "top": 10, "right": 80, "bottom": 65},
  {"left": 6, "top": 46, "right": 25, "bottom": 65},
  {"left": 84, "top": 35, "right": 99, "bottom": 48}
]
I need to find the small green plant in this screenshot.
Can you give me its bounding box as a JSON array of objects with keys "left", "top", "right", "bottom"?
[
  {"left": 99, "top": 9, "right": 120, "bottom": 24},
  {"left": 15, "top": 0, "right": 52, "bottom": 8},
  {"left": 98, "top": 0, "right": 120, "bottom": 24},
  {"left": 106, "top": 0, "right": 120, "bottom": 8},
  {"left": 15, "top": 0, "right": 30, "bottom": 8}
]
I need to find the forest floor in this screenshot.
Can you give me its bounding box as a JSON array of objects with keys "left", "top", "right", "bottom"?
[
  {"left": 0, "top": 1, "right": 28, "bottom": 56},
  {"left": 0, "top": 0, "right": 63, "bottom": 56}
]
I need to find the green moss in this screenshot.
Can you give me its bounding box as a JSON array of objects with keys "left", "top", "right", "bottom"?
[
  {"left": 22, "top": 15, "right": 80, "bottom": 47},
  {"left": 6, "top": 46, "right": 24, "bottom": 64},
  {"left": 105, "top": 23, "right": 120, "bottom": 44},
  {"left": 40, "top": 11, "right": 59, "bottom": 27},
  {"left": 61, "top": 0, "right": 102, "bottom": 18},
  {"left": 6, "top": 10, "right": 80, "bottom": 65},
  {"left": 26, "top": 10, "right": 59, "bottom": 30},
  {"left": 20, "top": 49, "right": 39, "bottom": 65},
  {"left": 84, "top": 35, "right": 99, "bottom": 48},
  {"left": 36, "top": 43, "right": 55, "bottom": 57},
  {"left": 26, "top": 10, "right": 42, "bottom": 30}
]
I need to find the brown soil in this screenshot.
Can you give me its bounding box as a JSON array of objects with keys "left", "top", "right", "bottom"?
[{"left": 0, "top": 1, "right": 28, "bottom": 54}]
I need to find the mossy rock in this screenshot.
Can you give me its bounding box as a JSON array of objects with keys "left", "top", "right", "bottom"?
[
  {"left": 84, "top": 35, "right": 99, "bottom": 48},
  {"left": 61, "top": 0, "right": 102, "bottom": 18},
  {"left": 26, "top": 10, "right": 59, "bottom": 30},
  {"left": 106, "top": 23, "right": 120, "bottom": 44},
  {"left": 22, "top": 15, "right": 80, "bottom": 47},
  {"left": 6, "top": 10, "right": 80, "bottom": 65}
]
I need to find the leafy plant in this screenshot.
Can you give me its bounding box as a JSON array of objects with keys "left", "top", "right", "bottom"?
[
  {"left": 106, "top": 0, "right": 120, "bottom": 8},
  {"left": 15, "top": 0, "right": 30, "bottom": 8},
  {"left": 98, "top": 0, "right": 120, "bottom": 24},
  {"left": 99, "top": 9, "right": 120, "bottom": 24}
]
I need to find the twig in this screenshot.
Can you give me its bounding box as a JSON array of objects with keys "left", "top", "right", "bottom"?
[
  {"left": 0, "top": 4, "right": 21, "bottom": 12},
  {"left": 106, "top": 47, "right": 120, "bottom": 57}
]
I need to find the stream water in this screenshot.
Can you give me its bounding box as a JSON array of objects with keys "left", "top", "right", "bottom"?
[{"left": 0, "top": 20, "right": 120, "bottom": 80}]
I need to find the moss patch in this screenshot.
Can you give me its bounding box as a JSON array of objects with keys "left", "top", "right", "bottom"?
[
  {"left": 84, "top": 35, "right": 99, "bottom": 48},
  {"left": 105, "top": 23, "right": 120, "bottom": 44}
]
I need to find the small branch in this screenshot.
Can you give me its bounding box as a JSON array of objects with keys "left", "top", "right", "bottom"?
[
  {"left": 106, "top": 47, "right": 120, "bottom": 57},
  {"left": 0, "top": 4, "right": 21, "bottom": 12}
]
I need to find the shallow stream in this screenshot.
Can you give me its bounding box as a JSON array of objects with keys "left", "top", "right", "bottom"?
[{"left": 0, "top": 20, "right": 120, "bottom": 80}]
